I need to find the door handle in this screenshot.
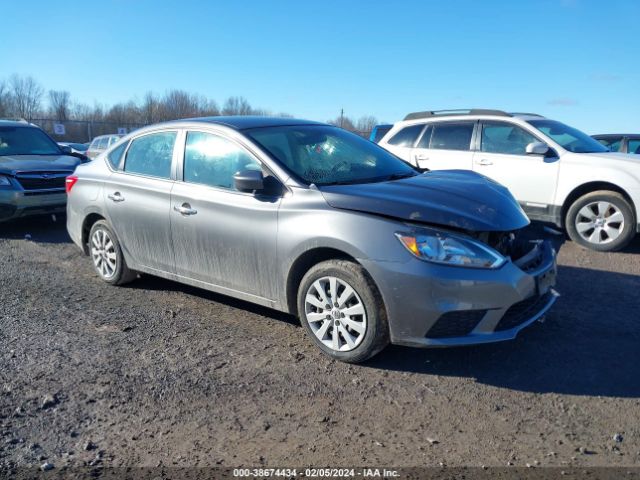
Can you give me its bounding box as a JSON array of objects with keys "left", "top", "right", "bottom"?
[
  {"left": 415, "top": 154, "right": 429, "bottom": 161},
  {"left": 476, "top": 159, "right": 493, "bottom": 166},
  {"left": 108, "top": 192, "right": 125, "bottom": 202},
  {"left": 174, "top": 203, "right": 198, "bottom": 216}
]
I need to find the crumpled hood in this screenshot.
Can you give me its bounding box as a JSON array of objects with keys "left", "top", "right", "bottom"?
[
  {"left": 319, "top": 170, "right": 530, "bottom": 232},
  {"left": 0, "top": 154, "right": 80, "bottom": 175}
]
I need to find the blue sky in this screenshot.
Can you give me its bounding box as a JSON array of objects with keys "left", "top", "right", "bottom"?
[{"left": 2, "top": 0, "right": 638, "bottom": 133}]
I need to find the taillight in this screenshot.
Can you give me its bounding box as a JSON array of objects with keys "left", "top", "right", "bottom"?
[{"left": 65, "top": 175, "right": 78, "bottom": 194}]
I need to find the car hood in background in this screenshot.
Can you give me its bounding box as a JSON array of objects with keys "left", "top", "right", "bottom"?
[
  {"left": 0, "top": 154, "right": 81, "bottom": 175},
  {"left": 319, "top": 170, "right": 530, "bottom": 232}
]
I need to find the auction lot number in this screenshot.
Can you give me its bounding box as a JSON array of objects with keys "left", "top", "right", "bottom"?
[{"left": 234, "top": 468, "right": 399, "bottom": 478}]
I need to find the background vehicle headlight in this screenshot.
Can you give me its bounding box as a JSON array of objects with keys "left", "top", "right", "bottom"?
[
  {"left": 0, "top": 175, "right": 12, "bottom": 187},
  {"left": 395, "top": 228, "right": 505, "bottom": 268}
]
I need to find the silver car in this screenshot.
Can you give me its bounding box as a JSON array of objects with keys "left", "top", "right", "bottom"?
[
  {"left": 86, "top": 134, "right": 123, "bottom": 160},
  {"left": 66, "top": 117, "right": 562, "bottom": 363}
]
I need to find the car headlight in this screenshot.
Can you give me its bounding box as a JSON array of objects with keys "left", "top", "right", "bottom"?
[
  {"left": 395, "top": 227, "right": 505, "bottom": 268},
  {"left": 0, "top": 175, "right": 12, "bottom": 187}
]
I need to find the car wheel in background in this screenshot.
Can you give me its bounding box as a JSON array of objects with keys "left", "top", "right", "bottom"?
[
  {"left": 297, "top": 259, "right": 389, "bottom": 363},
  {"left": 88, "top": 220, "right": 137, "bottom": 285},
  {"left": 565, "top": 190, "right": 636, "bottom": 252}
]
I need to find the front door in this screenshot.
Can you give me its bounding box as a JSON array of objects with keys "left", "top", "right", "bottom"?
[
  {"left": 170, "top": 130, "right": 280, "bottom": 300},
  {"left": 104, "top": 130, "right": 178, "bottom": 273},
  {"left": 472, "top": 121, "right": 559, "bottom": 212}
]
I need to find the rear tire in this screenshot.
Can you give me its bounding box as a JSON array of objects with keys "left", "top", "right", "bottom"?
[
  {"left": 297, "top": 259, "right": 389, "bottom": 363},
  {"left": 88, "top": 220, "right": 137, "bottom": 285},
  {"left": 565, "top": 190, "right": 636, "bottom": 252}
]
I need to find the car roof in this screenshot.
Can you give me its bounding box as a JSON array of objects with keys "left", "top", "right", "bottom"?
[{"left": 171, "top": 116, "right": 324, "bottom": 130}]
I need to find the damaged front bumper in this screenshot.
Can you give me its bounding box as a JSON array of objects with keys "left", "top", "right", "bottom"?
[{"left": 360, "top": 224, "right": 564, "bottom": 348}]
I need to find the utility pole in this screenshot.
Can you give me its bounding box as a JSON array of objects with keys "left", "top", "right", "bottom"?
[{"left": 340, "top": 108, "right": 344, "bottom": 128}]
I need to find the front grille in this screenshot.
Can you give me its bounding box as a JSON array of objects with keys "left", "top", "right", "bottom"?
[
  {"left": 495, "top": 292, "right": 553, "bottom": 331},
  {"left": 15, "top": 172, "right": 69, "bottom": 191},
  {"left": 426, "top": 309, "right": 487, "bottom": 338}
]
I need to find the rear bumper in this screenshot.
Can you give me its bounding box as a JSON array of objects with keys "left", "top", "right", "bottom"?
[
  {"left": 0, "top": 189, "right": 67, "bottom": 222},
  {"left": 361, "top": 238, "right": 560, "bottom": 348}
]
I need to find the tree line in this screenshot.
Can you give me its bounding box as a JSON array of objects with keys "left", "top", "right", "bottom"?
[{"left": 0, "top": 74, "right": 381, "bottom": 136}]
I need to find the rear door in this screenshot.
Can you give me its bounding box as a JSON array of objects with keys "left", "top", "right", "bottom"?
[
  {"left": 380, "top": 124, "right": 425, "bottom": 165},
  {"left": 170, "top": 130, "right": 281, "bottom": 300},
  {"left": 410, "top": 121, "right": 475, "bottom": 170},
  {"left": 472, "top": 121, "right": 559, "bottom": 210},
  {"left": 104, "top": 129, "right": 178, "bottom": 273}
]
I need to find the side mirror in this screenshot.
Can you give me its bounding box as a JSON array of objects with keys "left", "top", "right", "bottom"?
[
  {"left": 526, "top": 141, "right": 549, "bottom": 156},
  {"left": 234, "top": 169, "right": 264, "bottom": 192},
  {"left": 60, "top": 145, "right": 72, "bottom": 155}
]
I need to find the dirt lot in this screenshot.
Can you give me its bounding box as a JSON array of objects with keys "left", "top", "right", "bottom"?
[{"left": 1, "top": 215, "right": 640, "bottom": 472}]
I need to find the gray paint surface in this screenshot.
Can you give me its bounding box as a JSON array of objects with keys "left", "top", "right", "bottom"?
[{"left": 67, "top": 118, "right": 559, "bottom": 348}]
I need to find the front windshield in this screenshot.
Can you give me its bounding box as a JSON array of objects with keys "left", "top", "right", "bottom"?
[
  {"left": 528, "top": 119, "right": 608, "bottom": 154},
  {"left": 246, "top": 125, "right": 417, "bottom": 185},
  {"left": 0, "top": 126, "right": 61, "bottom": 155}
]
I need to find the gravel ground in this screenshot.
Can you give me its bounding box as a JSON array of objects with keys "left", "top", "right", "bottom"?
[{"left": 1, "top": 215, "right": 639, "bottom": 472}]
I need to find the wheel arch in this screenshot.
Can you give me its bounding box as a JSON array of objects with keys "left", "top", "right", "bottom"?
[
  {"left": 285, "top": 247, "right": 371, "bottom": 316},
  {"left": 81, "top": 212, "right": 106, "bottom": 255},
  {"left": 561, "top": 182, "right": 636, "bottom": 228}
]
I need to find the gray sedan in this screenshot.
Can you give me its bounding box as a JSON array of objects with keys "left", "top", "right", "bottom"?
[{"left": 66, "top": 117, "right": 561, "bottom": 363}]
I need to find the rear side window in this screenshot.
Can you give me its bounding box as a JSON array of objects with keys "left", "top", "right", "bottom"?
[
  {"left": 124, "top": 131, "right": 176, "bottom": 179},
  {"left": 628, "top": 139, "right": 640, "bottom": 154},
  {"left": 387, "top": 124, "right": 424, "bottom": 147},
  {"left": 430, "top": 122, "right": 475, "bottom": 151},
  {"left": 97, "top": 137, "right": 109, "bottom": 150},
  {"left": 595, "top": 137, "right": 623, "bottom": 152},
  {"left": 481, "top": 122, "right": 538, "bottom": 155},
  {"left": 107, "top": 141, "right": 128, "bottom": 169},
  {"left": 416, "top": 126, "right": 433, "bottom": 148}
]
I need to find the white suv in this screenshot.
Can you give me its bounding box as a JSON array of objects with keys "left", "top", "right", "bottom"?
[{"left": 379, "top": 109, "right": 640, "bottom": 252}]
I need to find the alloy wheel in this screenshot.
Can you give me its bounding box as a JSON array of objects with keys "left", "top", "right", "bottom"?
[
  {"left": 575, "top": 201, "right": 625, "bottom": 245},
  {"left": 91, "top": 228, "right": 117, "bottom": 279},
  {"left": 304, "top": 276, "right": 367, "bottom": 352}
]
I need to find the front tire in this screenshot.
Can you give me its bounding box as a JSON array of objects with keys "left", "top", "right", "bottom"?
[
  {"left": 565, "top": 190, "right": 636, "bottom": 252},
  {"left": 297, "top": 260, "right": 389, "bottom": 363},
  {"left": 88, "top": 220, "right": 137, "bottom": 285}
]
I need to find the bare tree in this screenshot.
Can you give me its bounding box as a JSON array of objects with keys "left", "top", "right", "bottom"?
[
  {"left": 327, "top": 114, "right": 357, "bottom": 132},
  {"left": 161, "top": 89, "right": 199, "bottom": 120},
  {"left": 48, "top": 90, "right": 71, "bottom": 121},
  {"left": 141, "top": 92, "right": 161, "bottom": 124},
  {"left": 106, "top": 101, "right": 141, "bottom": 125},
  {"left": 355, "top": 115, "right": 378, "bottom": 134},
  {"left": 222, "top": 96, "right": 252, "bottom": 116},
  {"left": 9, "top": 74, "right": 43, "bottom": 120},
  {"left": 0, "top": 81, "right": 12, "bottom": 117}
]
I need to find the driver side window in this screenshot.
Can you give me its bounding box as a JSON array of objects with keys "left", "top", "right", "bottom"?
[
  {"left": 481, "top": 122, "right": 538, "bottom": 155},
  {"left": 183, "top": 131, "right": 261, "bottom": 190}
]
